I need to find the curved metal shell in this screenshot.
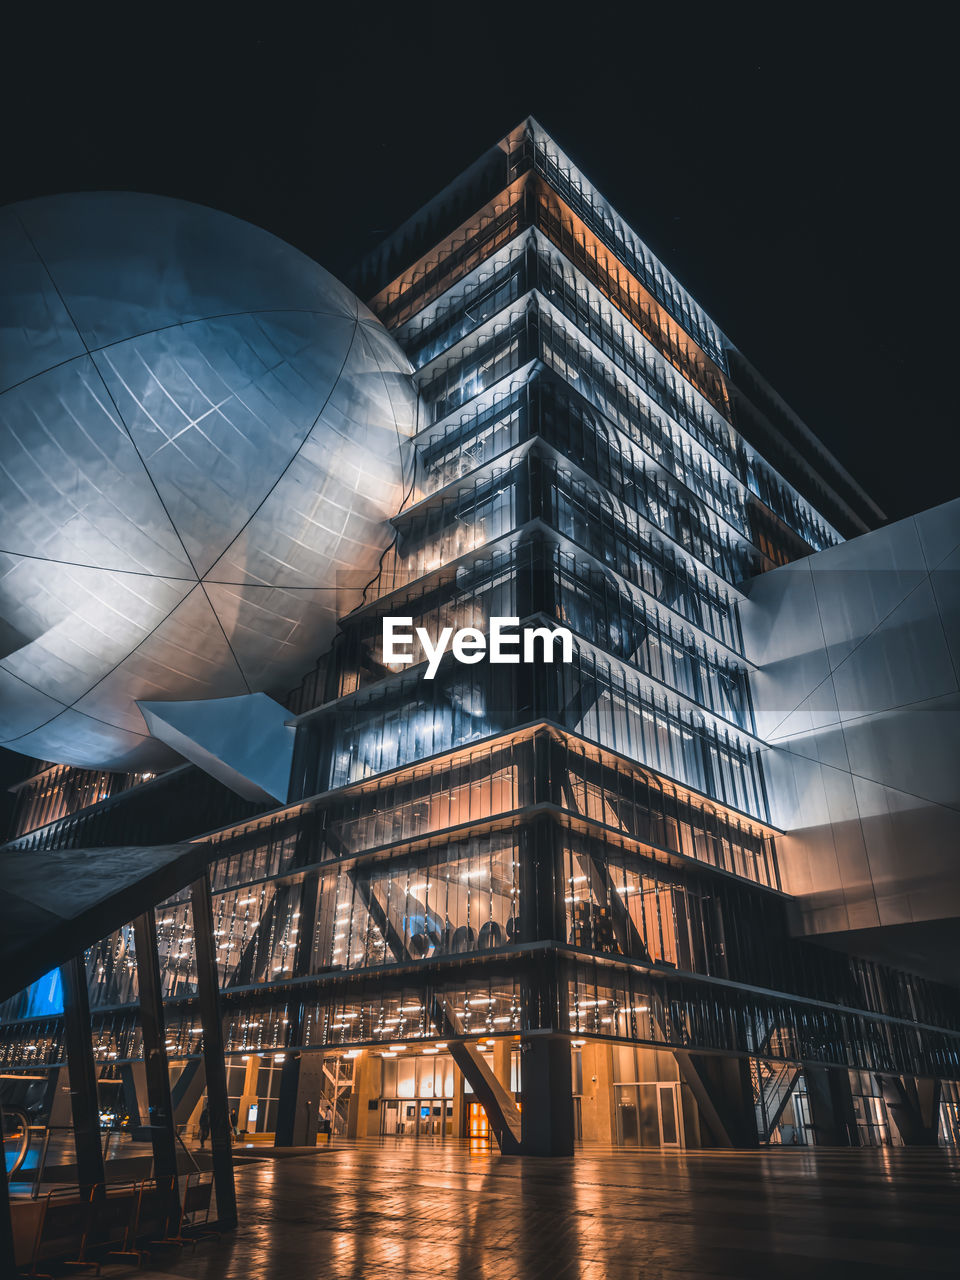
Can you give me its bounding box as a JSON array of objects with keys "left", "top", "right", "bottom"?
[{"left": 0, "top": 193, "right": 416, "bottom": 769}]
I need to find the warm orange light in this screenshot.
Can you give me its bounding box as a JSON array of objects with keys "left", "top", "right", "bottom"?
[{"left": 468, "top": 1101, "right": 490, "bottom": 1139}]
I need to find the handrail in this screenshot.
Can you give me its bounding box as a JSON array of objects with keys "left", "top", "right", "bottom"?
[{"left": 1, "top": 1105, "right": 30, "bottom": 1178}]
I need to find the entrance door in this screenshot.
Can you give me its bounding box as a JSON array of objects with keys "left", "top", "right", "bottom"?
[
  {"left": 657, "top": 1083, "right": 682, "bottom": 1148},
  {"left": 616, "top": 1085, "right": 640, "bottom": 1146},
  {"left": 381, "top": 1099, "right": 400, "bottom": 1136},
  {"left": 418, "top": 1101, "right": 453, "bottom": 1137},
  {"left": 381, "top": 1099, "right": 422, "bottom": 1136},
  {"left": 427, "top": 1101, "right": 453, "bottom": 1136},
  {"left": 382, "top": 1098, "right": 454, "bottom": 1138},
  {"left": 468, "top": 1101, "right": 490, "bottom": 1140}
]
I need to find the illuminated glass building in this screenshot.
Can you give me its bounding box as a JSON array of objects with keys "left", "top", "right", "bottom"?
[{"left": 2, "top": 120, "right": 959, "bottom": 1157}]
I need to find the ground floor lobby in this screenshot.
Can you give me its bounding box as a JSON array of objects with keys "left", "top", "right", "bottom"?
[
  {"left": 174, "top": 1041, "right": 958, "bottom": 1152},
  {"left": 78, "top": 1139, "right": 959, "bottom": 1279}
]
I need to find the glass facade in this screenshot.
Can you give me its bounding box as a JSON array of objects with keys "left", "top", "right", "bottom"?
[{"left": 1, "top": 118, "right": 957, "bottom": 1155}]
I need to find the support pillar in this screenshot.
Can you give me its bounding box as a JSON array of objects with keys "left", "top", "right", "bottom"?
[
  {"left": 274, "top": 1052, "right": 324, "bottom": 1147},
  {"left": 171, "top": 1056, "right": 206, "bottom": 1127},
  {"left": 132, "top": 911, "right": 178, "bottom": 1187},
  {"left": 448, "top": 1042, "right": 522, "bottom": 1153},
  {"left": 805, "top": 1064, "right": 858, "bottom": 1146},
  {"left": 60, "top": 955, "right": 105, "bottom": 1195},
  {"left": 878, "top": 1074, "right": 942, "bottom": 1146},
  {"left": 916, "top": 1078, "right": 943, "bottom": 1141},
  {"left": 350, "top": 1051, "right": 383, "bottom": 1139},
  {"left": 0, "top": 1109, "right": 15, "bottom": 1276},
  {"left": 493, "top": 1040, "right": 512, "bottom": 1093},
  {"left": 675, "top": 1051, "right": 757, "bottom": 1147},
  {"left": 452, "top": 1067, "right": 465, "bottom": 1139},
  {"left": 191, "top": 873, "right": 237, "bottom": 1227},
  {"left": 579, "top": 1040, "right": 615, "bottom": 1143},
  {"left": 238, "top": 1054, "right": 261, "bottom": 1135},
  {"left": 520, "top": 1036, "right": 575, "bottom": 1156},
  {"left": 127, "top": 1061, "right": 149, "bottom": 1127},
  {"left": 118, "top": 1062, "right": 144, "bottom": 1127},
  {"left": 274, "top": 867, "right": 322, "bottom": 1148},
  {"left": 514, "top": 812, "right": 575, "bottom": 1156},
  {"left": 828, "top": 1066, "right": 860, "bottom": 1146}
]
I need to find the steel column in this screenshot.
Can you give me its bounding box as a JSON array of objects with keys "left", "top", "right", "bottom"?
[
  {"left": 190, "top": 874, "right": 237, "bottom": 1227},
  {"left": 0, "top": 1109, "right": 15, "bottom": 1275},
  {"left": 132, "top": 910, "right": 178, "bottom": 1186},
  {"left": 60, "top": 954, "right": 106, "bottom": 1195}
]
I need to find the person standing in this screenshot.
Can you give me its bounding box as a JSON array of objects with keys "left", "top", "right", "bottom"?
[
  {"left": 198, "top": 1105, "right": 210, "bottom": 1150},
  {"left": 229, "top": 1107, "right": 239, "bottom": 1143}
]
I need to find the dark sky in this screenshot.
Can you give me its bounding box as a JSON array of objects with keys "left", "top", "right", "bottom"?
[{"left": 0, "top": 5, "right": 956, "bottom": 803}]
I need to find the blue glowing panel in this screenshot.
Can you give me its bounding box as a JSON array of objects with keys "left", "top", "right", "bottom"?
[{"left": 21, "top": 969, "right": 63, "bottom": 1017}]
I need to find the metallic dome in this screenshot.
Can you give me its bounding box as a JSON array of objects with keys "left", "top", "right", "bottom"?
[{"left": 0, "top": 193, "right": 416, "bottom": 770}]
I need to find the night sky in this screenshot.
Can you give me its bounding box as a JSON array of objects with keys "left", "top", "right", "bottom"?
[{"left": 1, "top": 5, "right": 956, "bottom": 804}]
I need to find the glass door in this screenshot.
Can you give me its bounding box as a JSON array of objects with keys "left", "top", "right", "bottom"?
[
  {"left": 468, "top": 1101, "right": 490, "bottom": 1139},
  {"left": 428, "top": 1101, "right": 453, "bottom": 1136},
  {"left": 657, "top": 1083, "right": 683, "bottom": 1148},
  {"left": 380, "top": 1099, "right": 400, "bottom": 1136},
  {"left": 616, "top": 1085, "right": 640, "bottom": 1146}
]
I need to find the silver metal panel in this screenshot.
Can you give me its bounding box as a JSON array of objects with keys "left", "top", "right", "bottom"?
[
  {"left": 931, "top": 542, "right": 960, "bottom": 676},
  {"left": 744, "top": 497, "right": 960, "bottom": 936},
  {"left": 830, "top": 577, "right": 956, "bottom": 720},
  {"left": 6, "top": 706, "right": 155, "bottom": 770},
  {"left": 0, "top": 555, "right": 193, "bottom": 707},
  {"left": 138, "top": 693, "right": 295, "bottom": 803},
  {"left": 199, "top": 585, "right": 339, "bottom": 694},
  {"left": 70, "top": 585, "right": 250, "bottom": 734},
  {"left": 0, "top": 214, "right": 86, "bottom": 395},
  {"left": 809, "top": 519, "right": 927, "bottom": 672},
  {"left": 0, "top": 354, "right": 194, "bottom": 577},
  {"left": 915, "top": 497, "right": 960, "bottom": 569},
  {"left": 92, "top": 313, "right": 359, "bottom": 576},
  {"left": 0, "top": 193, "right": 417, "bottom": 770},
  {"left": 7, "top": 191, "right": 362, "bottom": 347}
]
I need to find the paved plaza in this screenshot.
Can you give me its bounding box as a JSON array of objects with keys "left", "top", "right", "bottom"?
[{"left": 98, "top": 1139, "right": 960, "bottom": 1280}]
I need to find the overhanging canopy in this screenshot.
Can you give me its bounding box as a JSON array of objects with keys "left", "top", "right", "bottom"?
[{"left": 0, "top": 843, "right": 210, "bottom": 1002}]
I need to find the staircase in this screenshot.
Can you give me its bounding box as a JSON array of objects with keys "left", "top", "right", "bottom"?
[{"left": 751, "top": 1058, "right": 801, "bottom": 1143}]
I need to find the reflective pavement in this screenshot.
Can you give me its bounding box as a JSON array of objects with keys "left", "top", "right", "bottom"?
[{"left": 105, "top": 1138, "right": 960, "bottom": 1279}]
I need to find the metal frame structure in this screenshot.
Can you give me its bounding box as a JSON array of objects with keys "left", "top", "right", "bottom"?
[{"left": 1, "top": 122, "right": 958, "bottom": 1194}]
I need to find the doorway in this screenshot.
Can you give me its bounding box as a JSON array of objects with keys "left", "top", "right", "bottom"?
[
  {"left": 380, "top": 1098, "right": 454, "bottom": 1137},
  {"left": 616, "top": 1082, "right": 685, "bottom": 1148},
  {"left": 468, "top": 1101, "right": 490, "bottom": 1140},
  {"left": 656, "top": 1083, "right": 682, "bottom": 1148}
]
